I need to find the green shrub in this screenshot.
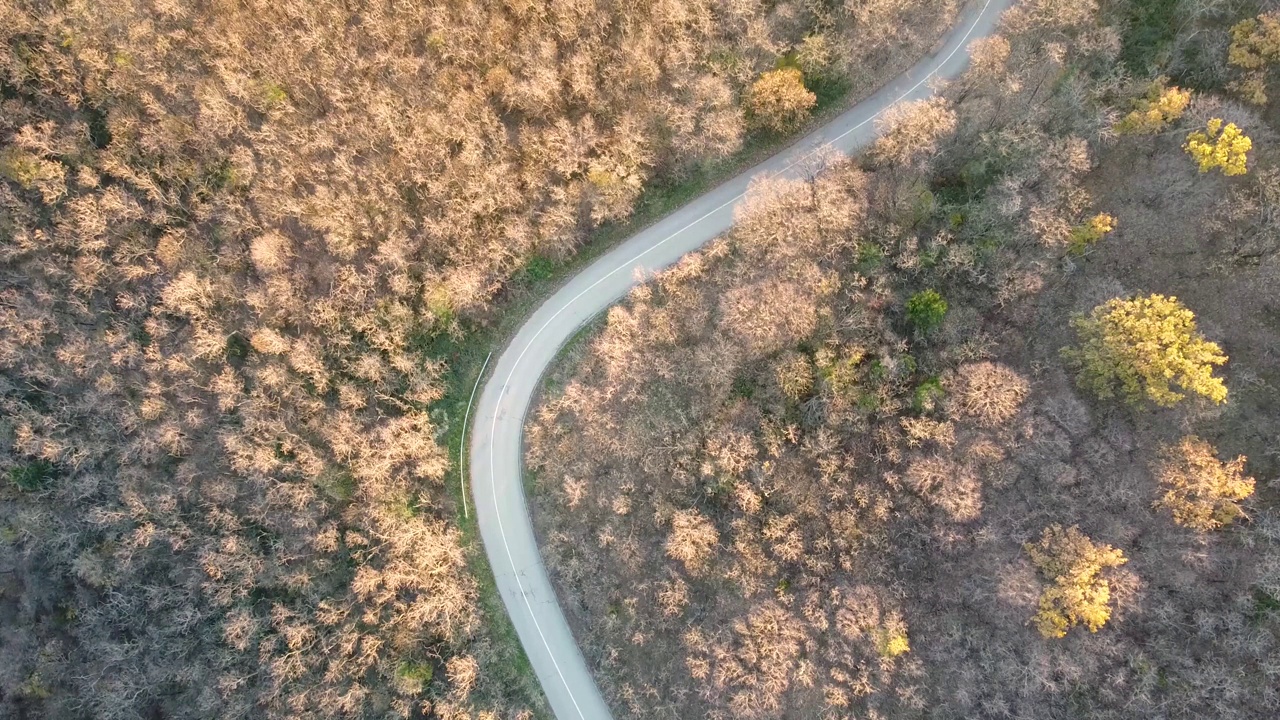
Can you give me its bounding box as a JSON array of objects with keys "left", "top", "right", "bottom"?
[
  {"left": 396, "top": 659, "right": 434, "bottom": 683},
  {"left": 906, "top": 289, "right": 947, "bottom": 334},
  {"left": 730, "top": 376, "right": 756, "bottom": 399},
  {"left": 0, "top": 148, "right": 42, "bottom": 188},
  {"left": 18, "top": 672, "right": 52, "bottom": 700},
  {"left": 9, "top": 460, "right": 55, "bottom": 492},
  {"left": 224, "top": 332, "right": 251, "bottom": 364},
  {"left": 1119, "top": 0, "right": 1179, "bottom": 73},
  {"left": 315, "top": 466, "right": 356, "bottom": 503},
  {"left": 394, "top": 659, "right": 435, "bottom": 693},
  {"left": 856, "top": 243, "right": 884, "bottom": 272},
  {"left": 523, "top": 255, "right": 556, "bottom": 281},
  {"left": 256, "top": 80, "right": 288, "bottom": 109},
  {"left": 912, "top": 375, "right": 945, "bottom": 413}
]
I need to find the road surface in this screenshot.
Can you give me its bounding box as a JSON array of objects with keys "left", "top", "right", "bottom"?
[{"left": 468, "top": 1, "right": 1014, "bottom": 717}]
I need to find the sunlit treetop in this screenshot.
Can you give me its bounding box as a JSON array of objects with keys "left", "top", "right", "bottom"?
[
  {"left": 1228, "top": 13, "right": 1280, "bottom": 104},
  {"left": 1115, "top": 81, "right": 1190, "bottom": 135},
  {"left": 1184, "top": 119, "right": 1252, "bottom": 176}
]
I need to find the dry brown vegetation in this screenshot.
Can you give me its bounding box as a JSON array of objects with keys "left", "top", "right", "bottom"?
[
  {"left": 949, "top": 361, "right": 1029, "bottom": 427},
  {"left": 527, "top": 1, "right": 1280, "bottom": 718},
  {"left": 0, "top": 0, "right": 962, "bottom": 718}
]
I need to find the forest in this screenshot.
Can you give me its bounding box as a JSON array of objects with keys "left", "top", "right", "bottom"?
[
  {"left": 0, "top": 0, "right": 956, "bottom": 718},
  {"left": 526, "top": 0, "right": 1280, "bottom": 718}
]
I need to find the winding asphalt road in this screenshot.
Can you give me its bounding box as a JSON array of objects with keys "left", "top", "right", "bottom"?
[{"left": 468, "top": 1, "right": 1013, "bottom": 717}]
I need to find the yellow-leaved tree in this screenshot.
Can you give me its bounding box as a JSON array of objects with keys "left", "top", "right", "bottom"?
[
  {"left": 1063, "top": 294, "right": 1228, "bottom": 407},
  {"left": 1068, "top": 212, "right": 1116, "bottom": 255},
  {"left": 1025, "top": 525, "right": 1128, "bottom": 639},
  {"left": 1228, "top": 12, "right": 1280, "bottom": 104},
  {"left": 1154, "top": 436, "right": 1256, "bottom": 531},
  {"left": 1115, "top": 80, "right": 1191, "bottom": 134},
  {"left": 745, "top": 68, "right": 817, "bottom": 133},
  {"left": 873, "top": 614, "right": 911, "bottom": 659},
  {"left": 1184, "top": 119, "right": 1252, "bottom": 176}
]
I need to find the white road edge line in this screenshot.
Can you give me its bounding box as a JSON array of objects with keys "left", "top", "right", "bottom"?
[
  {"left": 484, "top": 0, "right": 997, "bottom": 716},
  {"left": 460, "top": 351, "right": 493, "bottom": 519}
]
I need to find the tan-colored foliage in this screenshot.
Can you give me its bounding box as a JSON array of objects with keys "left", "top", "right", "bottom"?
[
  {"left": 745, "top": 68, "right": 817, "bottom": 133},
  {"left": 967, "top": 35, "right": 1012, "bottom": 80},
  {"left": 949, "top": 362, "right": 1029, "bottom": 427},
  {"left": 249, "top": 232, "right": 293, "bottom": 276},
  {"left": 1023, "top": 137, "right": 1096, "bottom": 248},
  {"left": 796, "top": 33, "right": 838, "bottom": 80},
  {"left": 657, "top": 577, "right": 691, "bottom": 617},
  {"left": 666, "top": 510, "right": 720, "bottom": 572},
  {"left": 721, "top": 277, "right": 821, "bottom": 355},
  {"left": 527, "top": 157, "right": 959, "bottom": 716},
  {"left": 904, "top": 456, "right": 983, "bottom": 522},
  {"left": 873, "top": 97, "right": 959, "bottom": 166},
  {"left": 900, "top": 416, "right": 955, "bottom": 449},
  {"left": 1153, "top": 436, "right": 1256, "bottom": 531},
  {"left": 774, "top": 351, "right": 815, "bottom": 401},
  {"left": 526, "top": 6, "right": 1280, "bottom": 717},
  {"left": 249, "top": 327, "right": 291, "bottom": 355},
  {"left": 0, "top": 0, "right": 964, "bottom": 713}
]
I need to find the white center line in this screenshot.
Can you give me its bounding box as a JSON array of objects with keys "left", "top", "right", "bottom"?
[{"left": 481, "top": 1, "right": 1000, "bottom": 716}]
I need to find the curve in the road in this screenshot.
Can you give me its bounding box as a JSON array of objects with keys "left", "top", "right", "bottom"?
[{"left": 468, "top": 1, "right": 1014, "bottom": 717}]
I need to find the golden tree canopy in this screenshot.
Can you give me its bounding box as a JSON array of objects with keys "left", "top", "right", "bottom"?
[
  {"left": 1025, "top": 525, "right": 1128, "bottom": 639},
  {"left": 1063, "top": 294, "right": 1228, "bottom": 407},
  {"left": 746, "top": 68, "right": 817, "bottom": 133},
  {"left": 1068, "top": 212, "right": 1116, "bottom": 255},
  {"left": 1115, "top": 80, "right": 1190, "bottom": 135},
  {"left": 1154, "top": 436, "right": 1256, "bottom": 531},
  {"left": 1184, "top": 119, "right": 1252, "bottom": 176},
  {"left": 1228, "top": 13, "right": 1280, "bottom": 104}
]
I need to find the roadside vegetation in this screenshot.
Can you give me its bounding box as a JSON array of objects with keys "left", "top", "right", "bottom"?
[
  {"left": 0, "top": 0, "right": 961, "bottom": 718},
  {"left": 527, "top": 1, "right": 1280, "bottom": 717}
]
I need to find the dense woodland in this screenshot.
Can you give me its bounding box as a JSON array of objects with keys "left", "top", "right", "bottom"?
[
  {"left": 528, "top": 0, "right": 1280, "bottom": 718},
  {"left": 0, "top": 0, "right": 959, "bottom": 718}
]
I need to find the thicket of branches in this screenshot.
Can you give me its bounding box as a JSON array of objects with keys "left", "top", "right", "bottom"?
[
  {"left": 527, "top": 1, "right": 1280, "bottom": 718},
  {"left": 0, "top": 0, "right": 959, "bottom": 718}
]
